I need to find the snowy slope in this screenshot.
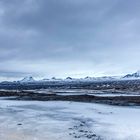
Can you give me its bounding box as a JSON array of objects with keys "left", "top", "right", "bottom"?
[
  {"left": 20, "top": 76, "right": 35, "bottom": 83},
  {"left": 123, "top": 70, "right": 140, "bottom": 79}
]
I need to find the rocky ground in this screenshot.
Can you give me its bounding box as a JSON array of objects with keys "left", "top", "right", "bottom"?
[
  {"left": 0, "top": 88, "right": 140, "bottom": 140},
  {"left": 1, "top": 79, "right": 140, "bottom": 92},
  {"left": 1, "top": 90, "right": 140, "bottom": 106}
]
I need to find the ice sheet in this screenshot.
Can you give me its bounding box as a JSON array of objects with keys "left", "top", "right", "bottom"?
[{"left": 0, "top": 100, "right": 140, "bottom": 140}]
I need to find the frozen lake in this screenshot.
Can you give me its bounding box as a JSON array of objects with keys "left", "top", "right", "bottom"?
[{"left": 0, "top": 100, "right": 140, "bottom": 140}]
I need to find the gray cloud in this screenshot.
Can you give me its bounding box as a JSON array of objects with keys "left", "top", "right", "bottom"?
[
  {"left": 0, "top": 0, "right": 140, "bottom": 80},
  {"left": 0, "top": 70, "right": 29, "bottom": 78}
]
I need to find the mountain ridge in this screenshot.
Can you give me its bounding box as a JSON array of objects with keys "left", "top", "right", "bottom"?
[{"left": 1, "top": 71, "right": 140, "bottom": 83}]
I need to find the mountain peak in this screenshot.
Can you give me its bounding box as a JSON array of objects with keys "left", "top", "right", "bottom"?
[
  {"left": 66, "top": 77, "right": 73, "bottom": 80},
  {"left": 123, "top": 70, "right": 140, "bottom": 79},
  {"left": 20, "top": 76, "right": 35, "bottom": 83}
]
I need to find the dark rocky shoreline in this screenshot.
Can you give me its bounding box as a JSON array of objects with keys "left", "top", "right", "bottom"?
[{"left": 1, "top": 90, "right": 140, "bottom": 106}]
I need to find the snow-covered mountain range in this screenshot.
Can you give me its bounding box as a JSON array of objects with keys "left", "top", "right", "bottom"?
[{"left": 1, "top": 71, "right": 140, "bottom": 84}]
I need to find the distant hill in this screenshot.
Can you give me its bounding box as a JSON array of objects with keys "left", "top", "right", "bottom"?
[
  {"left": 123, "top": 71, "right": 140, "bottom": 79},
  {"left": 19, "top": 76, "right": 35, "bottom": 83}
]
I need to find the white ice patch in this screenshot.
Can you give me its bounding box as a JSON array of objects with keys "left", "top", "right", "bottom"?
[{"left": 0, "top": 100, "right": 140, "bottom": 140}]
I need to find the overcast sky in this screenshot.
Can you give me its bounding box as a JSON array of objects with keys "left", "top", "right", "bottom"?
[{"left": 0, "top": 0, "right": 140, "bottom": 81}]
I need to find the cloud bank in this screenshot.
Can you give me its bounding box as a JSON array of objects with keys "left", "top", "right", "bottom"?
[{"left": 0, "top": 0, "right": 140, "bottom": 80}]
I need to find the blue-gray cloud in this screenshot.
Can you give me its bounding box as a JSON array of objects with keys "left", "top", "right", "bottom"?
[{"left": 0, "top": 0, "right": 140, "bottom": 80}]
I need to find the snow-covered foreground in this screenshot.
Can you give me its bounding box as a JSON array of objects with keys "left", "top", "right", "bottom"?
[{"left": 0, "top": 100, "right": 140, "bottom": 140}]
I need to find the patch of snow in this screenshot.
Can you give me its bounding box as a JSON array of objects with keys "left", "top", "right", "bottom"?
[{"left": 0, "top": 101, "right": 140, "bottom": 140}]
